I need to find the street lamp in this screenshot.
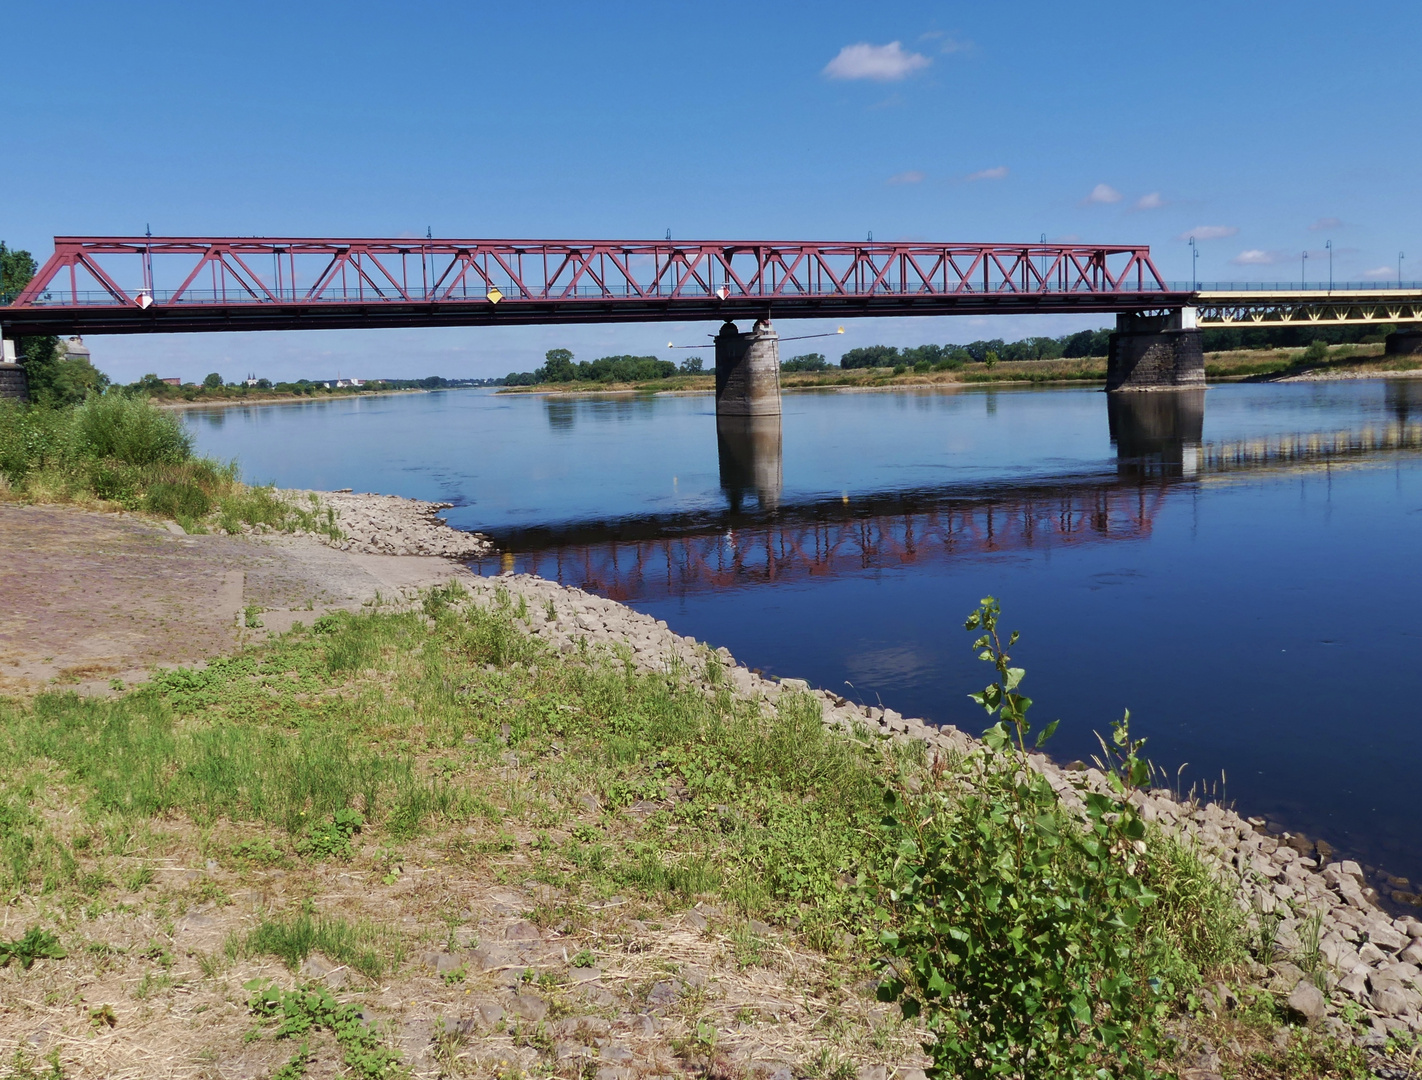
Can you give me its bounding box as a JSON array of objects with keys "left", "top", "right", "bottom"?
[
  {"left": 1401, "top": 251, "right": 1406, "bottom": 287},
  {"left": 1326, "top": 239, "right": 1333, "bottom": 291},
  {"left": 1302, "top": 250, "right": 1309, "bottom": 289},
  {"left": 1189, "top": 235, "right": 1199, "bottom": 290}
]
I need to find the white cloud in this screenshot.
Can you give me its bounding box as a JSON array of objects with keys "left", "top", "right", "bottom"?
[
  {"left": 1133, "top": 192, "right": 1165, "bottom": 210},
  {"left": 1362, "top": 266, "right": 1397, "bottom": 278},
  {"left": 886, "top": 170, "right": 925, "bottom": 185},
  {"left": 1084, "top": 183, "right": 1123, "bottom": 205},
  {"left": 1176, "top": 225, "right": 1239, "bottom": 241},
  {"left": 1230, "top": 249, "right": 1283, "bottom": 266},
  {"left": 823, "top": 41, "right": 932, "bottom": 82},
  {"left": 966, "top": 165, "right": 1008, "bottom": 181},
  {"left": 1309, "top": 217, "right": 1344, "bottom": 232},
  {"left": 938, "top": 36, "right": 974, "bottom": 54}
]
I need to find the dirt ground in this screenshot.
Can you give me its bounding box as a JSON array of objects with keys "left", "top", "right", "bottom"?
[{"left": 0, "top": 504, "right": 472, "bottom": 697}]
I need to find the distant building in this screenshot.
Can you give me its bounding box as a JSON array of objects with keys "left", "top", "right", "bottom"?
[
  {"left": 160, "top": 377, "right": 181, "bottom": 387},
  {"left": 61, "top": 336, "right": 91, "bottom": 363},
  {"left": 334, "top": 378, "right": 364, "bottom": 388},
  {"left": 244, "top": 372, "right": 260, "bottom": 387}
]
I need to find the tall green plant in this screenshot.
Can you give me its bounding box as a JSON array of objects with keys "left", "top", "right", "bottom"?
[
  {"left": 73, "top": 393, "right": 193, "bottom": 467},
  {"left": 874, "top": 598, "right": 1167, "bottom": 1080}
]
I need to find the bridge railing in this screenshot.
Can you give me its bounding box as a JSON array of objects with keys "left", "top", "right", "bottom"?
[{"left": 1169, "top": 280, "right": 1422, "bottom": 293}]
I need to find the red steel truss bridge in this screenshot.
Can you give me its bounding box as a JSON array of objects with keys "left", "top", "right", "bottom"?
[{"left": 2, "top": 235, "right": 1181, "bottom": 336}]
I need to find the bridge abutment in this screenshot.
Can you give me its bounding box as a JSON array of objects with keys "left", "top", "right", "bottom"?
[
  {"left": 715, "top": 320, "right": 781, "bottom": 417},
  {"left": 1106, "top": 308, "right": 1205, "bottom": 392},
  {"left": 0, "top": 338, "right": 27, "bottom": 402},
  {"left": 1385, "top": 329, "right": 1422, "bottom": 356}
]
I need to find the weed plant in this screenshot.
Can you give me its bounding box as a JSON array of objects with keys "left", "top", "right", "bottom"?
[{"left": 874, "top": 599, "right": 1244, "bottom": 1079}]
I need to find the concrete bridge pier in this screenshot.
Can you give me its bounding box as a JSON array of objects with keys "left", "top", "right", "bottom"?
[
  {"left": 1106, "top": 308, "right": 1205, "bottom": 392},
  {"left": 0, "top": 338, "right": 27, "bottom": 401},
  {"left": 715, "top": 319, "right": 781, "bottom": 416}
]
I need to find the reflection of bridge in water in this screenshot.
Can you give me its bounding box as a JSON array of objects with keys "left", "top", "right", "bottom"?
[{"left": 480, "top": 387, "right": 1422, "bottom": 603}]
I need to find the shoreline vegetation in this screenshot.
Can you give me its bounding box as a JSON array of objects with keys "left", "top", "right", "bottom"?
[
  {"left": 0, "top": 528, "right": 1418, "bottom": 1076},
  {"left": 498, "top": 342, "right": 1409, "bottom": 396}
]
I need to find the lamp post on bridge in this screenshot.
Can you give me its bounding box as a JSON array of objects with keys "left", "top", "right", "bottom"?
[
  {"left": 1401, "top": 252, "right": 1406, "bottom": 287},
  {"left": 1189, "top": 235, "right": 1198, "bottom": 291},
  {"left": 1326, "top": 239, "right": 1333, "bottom": 292},
  {"left": 1302, "top": 250, "right": 1309, "bottom": 290}
]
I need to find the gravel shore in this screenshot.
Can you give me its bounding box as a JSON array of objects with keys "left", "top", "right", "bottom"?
[{"left": 281, "top": 488, "right": 494, "bottom": 559}]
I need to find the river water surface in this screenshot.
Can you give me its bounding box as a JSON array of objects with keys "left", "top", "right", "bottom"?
[{"left": 185, "top": 380, "right": 1422, "bottom": 896}]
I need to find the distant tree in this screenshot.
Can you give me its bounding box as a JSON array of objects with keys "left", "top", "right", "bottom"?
[
  {"left": 256, "top": 378, "right": 272, "bottom": 389},
  {"left": 542, "top": 348, "right": 577, "bottom": 382},
  {"left": 1302, "top": 339, "right": 1329, "bottom": 363},
  {"left": 679, "top": 355, "right": 704, "bottom": 374},
  {"left": 781, "top": 352, "right": 829, "bottom": 372},
  {"left": 203, "top": 372, "right": 223, "bottom": 389},
  {"left": 839, "top": 345, "right": 900, "bottom": 369},
  {"left": 963, "top": 339, "right": 1006, "bottom": 363},
  {"left": 984, "top": 350, "right": 999, "bottom": 369}
]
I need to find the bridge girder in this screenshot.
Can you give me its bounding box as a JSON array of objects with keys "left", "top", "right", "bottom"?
[{"left": 1194, "top": 291, "right": 1422, "bottom": 327}]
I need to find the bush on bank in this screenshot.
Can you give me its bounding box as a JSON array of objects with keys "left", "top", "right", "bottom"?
[{"left": 0, "top": 395, "right": 337, "bottom": 536}]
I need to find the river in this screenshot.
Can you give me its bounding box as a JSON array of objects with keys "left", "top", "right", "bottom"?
[{"left": 184, "top": 379, "right": 1422, "bottom": 899}]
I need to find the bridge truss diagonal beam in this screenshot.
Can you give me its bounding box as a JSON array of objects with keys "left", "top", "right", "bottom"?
[{"left": 2, "top": 236, "right": 1176, "bottom": 336}]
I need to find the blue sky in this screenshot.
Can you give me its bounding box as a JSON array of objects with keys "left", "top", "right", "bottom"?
[{"left": 5, "top": 0, "right": 1419, "bottom": 383}]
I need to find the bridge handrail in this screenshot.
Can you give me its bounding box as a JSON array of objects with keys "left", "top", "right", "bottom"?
[{"left": 1173, "top": 280, "right": 1422, "bottom": 293}]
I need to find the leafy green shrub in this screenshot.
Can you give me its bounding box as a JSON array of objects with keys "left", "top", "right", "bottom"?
[
  {"left": 1302, "top": 339, "right": 1329, "bottom": 363},
  {"left": 874, "top": 599, "right": 1172, "bottom": 1080},
  {"left": 0, "top": 400, "right": 72, "bottom": 482},
  {"left": 73, "top": 393, "right": 192, "bottom": 467}
]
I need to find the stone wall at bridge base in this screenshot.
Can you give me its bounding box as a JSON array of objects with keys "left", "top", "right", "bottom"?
[
  {"left": 0, "top": 363, "right": 28, "bottom": 402},
  {"left": 1385, "top": 330, "right": 1422, "bottom": 357},
  {"left": 1106, "top": 326, "right": 1206, "bottom": 392}
]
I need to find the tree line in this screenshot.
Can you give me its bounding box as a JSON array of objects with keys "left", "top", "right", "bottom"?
[{"left": 505, "top": 349, "right": 704, "bottom": 386}]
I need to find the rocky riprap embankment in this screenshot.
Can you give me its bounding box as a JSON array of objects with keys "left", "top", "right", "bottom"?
[
  {"left": 462, "top": 572, "right": 1422, "bottom": 1054},
  {"left": 288, "top": 489, "right": 493, "bottom": 558}
]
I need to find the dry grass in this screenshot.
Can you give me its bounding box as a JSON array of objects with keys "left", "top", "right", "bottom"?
[{"left": 0, "top": 598, "right": 928, "bottom": 1079}]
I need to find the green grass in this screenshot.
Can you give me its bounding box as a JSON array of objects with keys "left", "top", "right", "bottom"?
[
  {"left": 0, "top": 591, "right": 1253, "bottom": 1071},
  {"left": 234, "top": 908, "right": 404, "bottom": 981}
]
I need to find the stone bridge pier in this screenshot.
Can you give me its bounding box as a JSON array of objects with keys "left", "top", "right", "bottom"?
[
  {"left": 0, "top": 338, "right": 27, "bottom": 401},
  {"left": 1106, "top": 308, "right": 1205, "bottom": 392},
  {"left": 715, "top": 319, "right": 781, "bottom": 416}
]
